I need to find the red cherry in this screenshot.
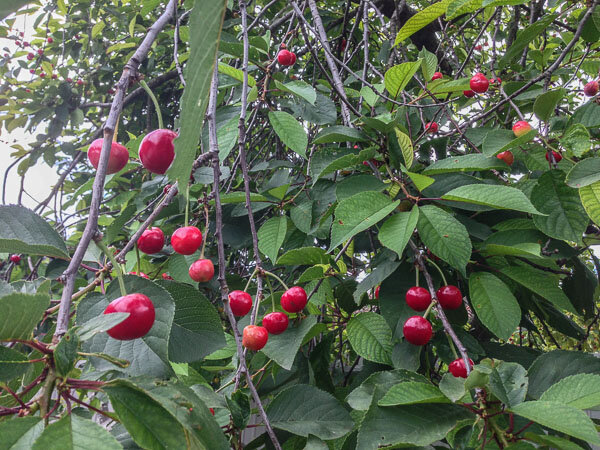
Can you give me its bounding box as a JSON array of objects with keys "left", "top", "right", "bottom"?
[
  {"left": 262, "top": 312, "right": 289, "bottom": 335},
  {"left": 108, "top": 88, "right": 115, "bottom": 95},
  {"left": 375, "top": 285, "right": 380, "bottom": 299},
  {"left": 277, "top": 49, "right": 296, "bottom": 66},
  {"left": 512, "top": 120, "right": 532, "bottom": 137},
  {"left": 47, "top": 37, "right": 53, "bottom": 43},
  {"left": 76, "top": 79, "right": 83, "bottom": 86},
  {"left": 171, "top": 226, "right": 202, "bottom": 255},
  {"left": 545, "top": 150, "right": 562, "bottom": 163},
  {"left": 139, "top": 129, "right": 177, "bottom": 174},
  {"left": 403, "top": 316, "right": 433, "bottom": 346},
  {"left": 26, "top": 52, "right": 34, "bottom": 60},
  {"left": 474, "top": 45, "right": 482, "bottom": 51},
  {"left": 431, "top": 72, "right": 443, "bottom": 81},
  {"left": 469, "top": 73, "right": 489, "bottom": 93},
  {"left": 584, "top": 80, "right": 599, "bottom": 97},
  {"left": 23, "top": 41, "right": 29, "bottom": 47},
  {"left": 229, "top": 290, "right": 252, "bottom": 316},
  {"left": 425, "top": 122, "right": 438, "bottom": 134},
  {"left": 463, "top": 90, "right": 475, "bottom": 98},
  {"left": 66, "top": 77, "right": 72, "bottom": 83},
  {"left": 40, "top": 72, "right": 46, "bottom": 78},
  {"left": 242, "top": 325, "right": 268, "bottom": 351},
  {"left": 37, "top": 49, "right": 43, "bottom": 56},
  {"left": 29, "top": 69, "right": 35, "bottom": 74},
  {"left": 25, "top": 89, "right": 31, "bottom": 93},
  {"left": 189, "top": 259, "right": 214, "bottom": 282},
  {"left": 162, "top": 273, "right": 173, "bottom": 280},
  {"left": 497, "top": 150, "right": 514, "bottom": 166},
  {"left": 281, "top": 286, "right": 308, "bottom": 313},
  {"left": 449, "top": 357, "right": 474, "bottom": 378},
  {"left": 103, "top": 293, "right": 155, "bottom": 340},
  {"left": 87, "top": 138, "right": 129, "bottom": 174},
  {"left": 496, "top": 77, "right": 502, "bottom": 84},
  {"left": 405, "top": 287, "right": 431, "bottom": 312},
  {"left": 436, "top": 285, "right": 463, "bottom": 310},
  {"left": 20, "top": 32, "right": 24, "bottom": 37},
  {"left": 51, "top": 74, "right": 57, "bottom": 79},
  {"left": 137, "top": 227, "right": 165, "bottom": 254},
  {"left": 128, "top": 271, "right": 149, "bottom": 279},
  {"left": 10, "top": 255, "right": 21, "bottom": 264},
  {"left": 15, "top": 41, "right": 21, "bottom": 46}
]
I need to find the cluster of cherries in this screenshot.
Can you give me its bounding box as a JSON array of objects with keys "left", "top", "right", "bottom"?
[
  {"left": 236, "top": 286, "right": 308, "bottom": 351},
  {"left": 277, "top": 45, "right": 296, "bottom": 66}
]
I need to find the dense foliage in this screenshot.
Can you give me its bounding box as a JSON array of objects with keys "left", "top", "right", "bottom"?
[{"left": 1, "top": 0, "right": 600, "bottom": 448}]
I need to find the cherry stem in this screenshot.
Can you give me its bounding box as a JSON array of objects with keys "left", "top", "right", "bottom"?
[
  {"left": 426, "top": 257, "right": 447, "bottom": 286},
  {"left": 447, "top": 333, "right": 459, "bottom": 359},
  {"left": 262, "top": 270, "right": 289, "bottom": 291},
  {"left": 199, "top": 202, "right": 209, "bottom": 259},
  {"left": 423, "top": 299, "right": 435, "bottom": 319},
  {"left": 139, "top": 79, "right": 163, "bottom": 129},
  {"left": 415, "top": 266, "right": 420, "bottom": 287},
  {"left": 184, "top": 184, "right": 190, "bottom": 227},
  {"left": 266, "top": 276, "right": 275, "bottom": 312},
  {"left": 244, "top": 267, "right": 259, "bottom": 292},
  {"left": 135, "top": 246, "right": 141, "bottom": 274},
  {"left": 96, "top": 240, "right": 126, "bottom": 297}
]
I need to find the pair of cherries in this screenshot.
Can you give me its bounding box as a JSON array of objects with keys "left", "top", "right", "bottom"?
[
  {"left": 236, "top": 286, "right": 308, "bottom": 351},
  {"left": 137, "top": 226, "right": 203, "bottom": 256}
]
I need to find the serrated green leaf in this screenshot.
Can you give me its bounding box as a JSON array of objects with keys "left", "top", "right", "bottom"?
[
  {"left": 566, "top": 158, "right": 600, "bottom": 188},
  {"left": 498, "top": 14, "right": 558, "bottom": 69},
  {"left": 489, "top": 362, "right": 528, "bottom": 408},
  {"left": 360, "top": 86, "right": 378, "bottom": 107},
  {"left": 482, "top": 229, "right": 542, "bottom": 258},
  {"left": 442, "top": 184, "right": 542, "bottom": 215},
  {"left": 446, "top": 0, "right": 481, "bottom": 20},
  {"left": 0, "top": 416, "right": 44, "bottom": 449},
  {"left": 53, "top": 329, "right": 80, "bottom": 377},
  {"left": 257, "top": 216, "right": 287, "bottom": 262},
  {"left": 483, "top": 0, "right": 528, "bottom": 5},
  {"left": 561, "top": 124, "right": 591, "bottom": 158},
  {"left": 347, "top": 312, "right": 393, "bottom": 365},
  {"left": 91, "top": 21, "right": 106, "bottom": 39},
  {"left": 428, "top": 78, "right": 471, "bottom": 94},
  {"left": 394, "top": 128, "right": 413, "bottom": 168},
  {"left": 534, "top": 89, "right": 566, "bottom": 122},
  {"left": 0, "top": 293, "right": 50, "bottom": 340},
  {"left": 439, "top": 373, "right": 467, "bottom": 403},
  {"left": 310, "top": 147, "right": 376, "bottom": 185},
  {"left": 384, "top": 61, "right": 422, "bottom": 97},
  {"left": 262, "top": 316, "right": 318, "bottom": 370},
  {"left": 540, "top": 374, "right": 600, "bottom": 410},
  {"left": 346, "top": 370, "right": 428, "bottom": 410},
  {"left": 523, "top": 433, "right": 585, "bottom": 450},
  {"left": 378, "top": 208, "right": 419, "bottom": 258},
  {"left": 394, "top": 0, "right": 450, "bottom": 45},
  {"left": 580, "top": 181, "right": 600, "bottom": 226},
  {"left": 423, "top": 154, "right": 507, "bottom": 175},
  {"left": 277, "top": 247, "right": 330, "bottom": 265},
  {"left": 268, "top": 111, "right": 308, "bottom": 158},
  {"left": 217, "top": 62, "right": 256, "bottom": 87},
  {"left": 379, "top": 382, "right": 448, "bottom": 406},
  {"left": 31, "top": 415, "right": 121, "bottom": 450},
  {"left": 0, "top": 346, "right": 29, "bottom": 382},
  {"left": 313, "top": 126, "right": 369, "bottom": 144},
  {"left": 276, "top": 80, "right": 316, "bottom": 105}
]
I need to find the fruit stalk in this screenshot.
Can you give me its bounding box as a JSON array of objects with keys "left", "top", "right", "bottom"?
[
  {"left": 139, "top": 79, "right": 163, "bottom": 129},
  {"left": 95, "top": 238, "right": 127, "bottom": 297}
]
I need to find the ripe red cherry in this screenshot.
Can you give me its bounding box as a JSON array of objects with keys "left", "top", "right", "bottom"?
[
  {"left": 405, "top": 287, "right": 431, "bottom": 312},
  {"left": 103, "top": 293, "right": 155, "bottom": 340},
  {"left": 128, "top": 271, "right": 149, "bottom": 279},
  {"left": 76, "top": 79, "right": 83, "bottom": 86},
  {"left": 431, "top": 72, "right": 443, "bottom": 81},
  {"left": 403, "top": 316, "right": 433, "bottom": 346},
  {"left": 545, "top": 150, "right": 562, "bottom": 163},
  {"left": 281, "top": 286, "right": 308, "bottom": 313},
  {"left": 470, "top": 73, "right": 489, "bottom": 93},
  {"left": 497, "top": 150, "right": 514, "bottom": 166},
  {"left": 262, "top": 312, "right": 289, "bottom": 335},
  {"left": 277, "top": 49, "right": 296, "bottom": 66},
  {"left": 51, "top": 74, "right": 57, "bottom": 79},
  {"left": 242, "top": 325, "right": 268, "bottom": 351},
  {"left": 161, "top": 273, "right": 173, "bottom": 280},
  {"left": 375, "top": 285, "right": 380, "bottom": 299},
  {"left": 512, "top": 120, "right": 532, "bottom": 137},
  {"left": 137, "top": 227, "right": 165, "bottom": 254},
  {"left": 171, "top": 226, "right": 202, "bottom": 255},
  {"left": 474, "top": 44, "right": 482, "bottom": 51},
  {"left": 449, "top": 357, "right": 474, "bottom": 378},
  {"left": 584, "top": 80, "right": 599, "bottom": 97},
  {"left": 10, "top": 255, "right": 21, "bottom": 264},
  {"left": 229, "top": 290, "right": 252, "bottom": 316},
  {"left": 139, "top": 129, "right": 177, "bottom": 174},
  {"left": 425, "top": 122, "right": 438, "bottom": 133},
  {"left": 436, "top": 285, "right": 463, "bottom": 309},
  {"left": 87, "top": 138, "right": 129, "bottom": 174},
  {"left": 463, "top": 90, "right": 475, "bottom": 98},
  {"left": 29, "top": 69, "right": 35, "bottom": 74},
  {"left": 47, "top": 37, "right": 53, "bottom": 43},
  {"left": 40, "top": 72, "right": 46, "bottom": 78},
  {"left": 26, "top": 52, "right": 34, "bottom": 60},
  {"left": 189, "top": 259, "right": 214, "bottom": 282}
]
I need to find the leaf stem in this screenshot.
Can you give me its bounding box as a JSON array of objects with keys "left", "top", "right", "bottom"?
[
  {"left": 139, "top": 79, "right": 163, "bottom": 129},
  {"left": 262, "top": 270, "right": 289, "bottom": 291}
]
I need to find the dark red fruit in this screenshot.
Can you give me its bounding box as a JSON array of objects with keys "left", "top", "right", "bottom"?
[
  {"left": 449, "top": 357, "right": 474, "bottom": 378},
  {"left": 229, "top": 290, "right": 252, "bottom": 316},
  {"left": 584, "top": 80, "right": 599, "bottom": 97},
  {"left": 139, "top": 129, "right": 177, "bottom": 174},
  {"left": 87, "top": 139, "right": 129, "bottom": 174},
  {"left": 375, "top": 285, "right": 380, "bottom": 299},
  {"left": 40, "top": 72, "right": 46, "bottom": 78},
  {"left": 431, "top": 72, "right": 443, "bottom": 81},
  {"left": 128, "top": 271, "right": 149, "bottom": 279},
  {"left": 281, "top": 286, "right": 307, "bottom": 313},
  {"left": 405, "top": 287, "right": 431, "bottom": 312},
  {"left": 436, "top": 285, "right": 463, "bottom": 310},
  {"left": 66, "top": 77, "right": 72, "bottom": 82},
  {"left": 103, "top": 293, "right": 155, "bottom": 340},
  {"left": 242, "top": 325, "right": 268, "bottom": 350},
  {"left": 161, "top": 273, "right": 173, "bottom": 280},
  {"left": 76, "top": 79, "right": 83, "bottom": 86},
  {"left": 545, "top": 150, "right": 562, "bottom": 163},
  {"left": 37, "top": 49, "right": 43, "bottom": 56},
  {"left": 171, "top": 226, "right": 202, "bottom": 255},
  {"left": 10, "top": 255, "right": 21, "bottom": 264},
  {"left": 463, "top": 90, "right": 475, "bottom": 98},
  {"left": 47, "top": 37, "right": 53, "bottom": 43},
  {"left": 425, "top": 122, "right": 438, "bottom": 133},
  {"left": 470, "top": 73, "right": 489, "bottom": 93},
  {"left": 262, "top": 312, "right": 289, "bottom": 335},
  {"left": 51, "top": 74, "right": 57, "bottom": 79},
  {"left": 277, "top": 49, "right": 296, "bottom": 66},
  {"left": 497, "top": 150, "right": 514, "bottom": 166},
  {"left": 512, "top": 120, "right": 532, "bottom": 137},
  {"left": 474, "top": 45, "right": 482, "bottom": 51},
  {"left": 26, "top": 52, "right": 34, "bottom": 60},
  {"left": 29, "top": 69, "right": 35, "bottom": 74},
  {"left": 403, "top": 316, "right": 433, "bottom": 346},
  {"left": 189, "top": 259, "right": 214, "bottom": 282},
  {"left": 137, "top": 227, "right": 165, "bottom": 254}
]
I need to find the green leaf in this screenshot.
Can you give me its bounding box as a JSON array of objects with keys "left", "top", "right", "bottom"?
[
  {"left": 498, "top": 14, "right": 558, "bottom": 69},
  {"left": 566, "top": 157, "right": 600, "bottom": 188},
  {"left": 482, "top": 129, "right": 537, "bottom": 156},
  {"left": 394, "top": 0, "right": 450, "bottom": 45},
  {"left": 277, "top": 247, "right": 330, "bottom": 265},
  {"left": 378, "top": 207, "right": 419, "bottom": 258},
  {"left": 423, "top": 153, "right": 507, "bottom": 175},
  {"left": 560, "top": 124, "right": 592, "bottom": 157},
  {"left": 166, "top": 0, "right": 227, "bottom": 188},
  {"left": 312, "top": 126, "right": 369, "bottom": 144},
  {"left": 442, "top": 184, "right": 542, "bottom": 215},
  {"left": 401, "top": 166, "right": 435, "bottom": 191},
  {"left": 533, "top": 89, "right": 566, "bottom": 122},
  {"left": 268, "top": 111, "right": 308, "bottom": 158},
  {"left": 31, "top": 414, "right": 121, "bottom": 450},
  {"left": 0, "top": 206, "right": 69, "bottom": 259},
  {"left": 262, "top": 316, "right": 318, "bottom": 370},
  {"left": 267, "top": 385, "right": 354, "bottom": 440},
  {"left": 468, "top": 272, "right": 520, "bottom": 340},
  {"left": 0, "top": 0, "right": 32, "bottom": 20},
  {"left": 276, "top": 80, "right": 316, "bottom": 105},
  {"left": 76, "top": 313, "right": 130, "bottom": 341},
  {"left": 0, "top": 293, "right": 50, "bottom": 340},
  {"left": 394, "top": 128, "right": 413, "bottom": 168},
  {"left": 379, "top": 382, "right": 448, "bottom": 406},
  {"left": 329, "top": 192, "right": 400, "bottom": 252},
  {"left": 91, "top": 21, "right": 106, "bottom": 39},
  {"left": 489, "top": 362, "right": 528, "bottom": 408},
  {"left": 500, "top": 264, "right": 576, "bottom": 314},
  {"left": 257, "top": 216, "right": 287, "bottom": 262},
  {"left": 540, "top": 374, "right": 600, "bottom": 410},
  {"left": 310, "top": 147, "right": 376, "bottom": 185},
  {"left": 428, "top": 78, "right": 471, "bottom": 94},
  {"left": 384, "top": 61, "right": 422, "bottom": 97},
  {"left": 417, "top": 205, "right": 471, "bottom": 276},
  {"left": 524, "top": 433, "right": 585, "bottom": 450},
  {"left": 509, "top": 401, "right": 600, "bottom": 445},
  {"left": 482, "top": 230, "right": 542, "bottom": 258},
  {"left": 0, "top": 346, "right": 29, "bottom": 382},
  {"left": 217, "top": 62, "right": 256, "bottom": 87},
  {"left": 483, "top": 0, "right": 528, "bottom": 5},
  {"left": 226, "top": 390, "right": 251, "bottom": 430},
  {"left": 353, "top": 259, "right": 401, "bottom": 304},
  {"left": 347, "top": 312, "right": 393, "bottom": 365},
  {"left": 439, "top": 373, "right": 467, "bottom": 403},
  {"left": 531, "top": 171, "right": 588, "bottom": 245},
  {"left": 0, "top": 416, "right": 44, "bottom": 449},
  {"left": 336, "top": 174, "right": 386, "bottom": 201},
  {"left": 53, "top": 329, "right": 80, "bottom": 376},
  {"left": 419, "top": 47, "right": 438, "bottom": 81},
  {"left": 579, "top": 181, "right": 600, "bottom": 226},
  {"left": 570, "top": 101, "right": 600, "bottom": 128},
  {"left": 216, "top": 116, "right": 239, "bottom": 160},
  {"left": 446, "top": 0, "right": 481, "bottom": 20},
  {"left": 158, "top": 281, "right": 226, "bottom": 363},
  {"left": 346, "top": 370, "right": 428, "bottom": 410}
]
